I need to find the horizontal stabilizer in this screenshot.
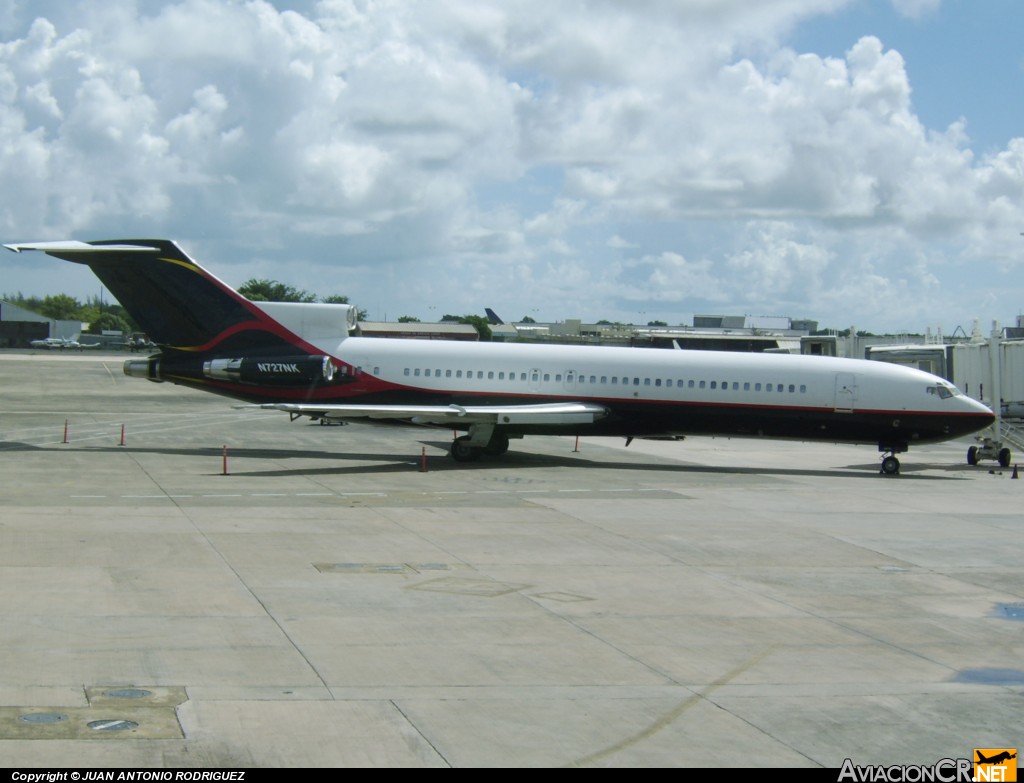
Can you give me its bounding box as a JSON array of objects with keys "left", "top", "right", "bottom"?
[{"left": 5, "top": 241, "right": 161, "bottom": 254}]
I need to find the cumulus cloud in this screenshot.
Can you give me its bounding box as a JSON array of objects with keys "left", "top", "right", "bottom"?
[{"left": 0, "top": 0, "right": 1019, "bottom": 330}]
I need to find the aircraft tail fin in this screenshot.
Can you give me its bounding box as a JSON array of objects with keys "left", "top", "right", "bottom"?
[{"left": 5, "top": 239, "right": 277, "bottom": 352}]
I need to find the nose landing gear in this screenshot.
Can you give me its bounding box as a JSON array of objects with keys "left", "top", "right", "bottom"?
[
  {"left": 878, "top": 442, "right": 908, "bottom": 476},
  {"left": 880, "top": 454, "right": 900, "bottom": 475}
]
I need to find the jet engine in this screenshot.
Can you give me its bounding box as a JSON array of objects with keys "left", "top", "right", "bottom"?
[{"left": 203, "top": 356, "right": 336, "bottom": 385}]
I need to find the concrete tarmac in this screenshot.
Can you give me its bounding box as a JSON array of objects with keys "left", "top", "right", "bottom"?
[{"left": 0, "top": 351, "right": 1020, "bottom": 768}]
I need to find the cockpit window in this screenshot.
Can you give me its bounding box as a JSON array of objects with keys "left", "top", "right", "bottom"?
[{"left": 927, "top": 384, "right": 958, "bottom": 399}]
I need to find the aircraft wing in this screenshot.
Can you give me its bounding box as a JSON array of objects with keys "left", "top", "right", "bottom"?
[{"left": 259, "top": 401, "right": 609, "bottom": 426}]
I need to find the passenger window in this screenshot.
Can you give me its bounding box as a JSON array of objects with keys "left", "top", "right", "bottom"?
[
  {"left": 446, "top": 370, "right": 452, "bottom": 378},
  {"left": 404, "top": 368, "right": 410, "bottom": 376},
  {"left": 477, "top": 371, "right": 484, "bottom": 379},
  {"left": 699, "top": 381, "right": 706, "bottom": 389},
  {"left": 601, "top": 376, "right": 607, "bottom": 384},
  {"left": 456, "top": 370, "right": 462, "bottom": 378},
  {"left": 645, "top": 378, "right": 651, "bottom": 386},
  {"left": 743, "top": 382, "right": 750, "bottom": 391},
  {"left": 655, "top": 379, "right": 661, "bottom": 387},
  {"left": 710, "top": 381, "right": 717, "bottom": 390},
  {"left": 800, "top": 385, "right": 806, "bottom": 393},
  {"left": 488, "top": 372, "right": 494, "bottom": 379},
  {"left": 788, "top": 384, "right": 795, "bottom": 393},
  {"left": 633, "top": 377, "right": 640, "bottom": 386},
  {"left": 414, "top": 369, "right": 421, "bottom": 377},
  {"left": 755, "top": 383, "right": 761, "bottom": 391},
  {"left": 544, "top": 374, "right": 550, "bottom": 382},
  {"left": 611, "top": 377, "right": 618, "bottom": 385}
]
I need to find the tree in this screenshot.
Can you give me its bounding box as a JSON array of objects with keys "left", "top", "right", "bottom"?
[
  {"left": 647, "top": 320, "right": 668, "bottom": 327},
  {"left": 321, "top": 294, "right": 368, "bottom": 320},
  {"left": 238, "top": 279, "right": 317, "bottom": 303},
  {"left": 38, "top": 294, "right": 82, "bottom": 320},
  {"left": 87, "top": 312, "right": 132, "bottom": 335},
  {"left": 398, "top": 315, "right": 421, "bottom": 323},
  {"left": 519, "top": 315, "right": 536, "bottom": 323}
]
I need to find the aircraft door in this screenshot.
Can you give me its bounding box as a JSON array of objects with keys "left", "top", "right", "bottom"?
[
  {"left": 528, "top": 368, "right": 543, "bottom": 393},
  {"left": 834, "top": 373, "right": 857, "bottom": 412},
  {"left": 563, "top": 369, "right": 578, "bottom": 392}
]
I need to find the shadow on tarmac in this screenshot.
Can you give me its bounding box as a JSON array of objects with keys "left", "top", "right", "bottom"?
[{"left": 1, "top": 439, "right": 979, "bottom": 481}]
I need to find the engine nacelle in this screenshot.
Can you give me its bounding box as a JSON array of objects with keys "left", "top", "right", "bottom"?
[
  {"left": 123, "top": 357, "right": 163, "bottom": 382},
  {"left": 203, "top": 355, "right": 336, "bottom": 386}
]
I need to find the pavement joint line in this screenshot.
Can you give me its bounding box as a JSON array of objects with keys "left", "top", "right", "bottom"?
[{"left": 54, "top": 488, "right": 661, "bottom": 502}]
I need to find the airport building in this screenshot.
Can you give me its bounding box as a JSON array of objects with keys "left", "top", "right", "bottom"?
[{"left": 0, "top": 301, "right": 82, "bottom": 348}]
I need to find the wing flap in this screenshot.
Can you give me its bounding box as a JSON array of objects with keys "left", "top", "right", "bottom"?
[{"left": 259, "top": 401, "right": 608, "bottom": 426}]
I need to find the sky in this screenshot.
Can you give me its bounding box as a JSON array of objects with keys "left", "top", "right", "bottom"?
[{"left": 0, "top": 0, "right": 1022, "bottom": 333}]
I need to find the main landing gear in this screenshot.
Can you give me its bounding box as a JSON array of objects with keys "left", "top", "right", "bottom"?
[{"left": 450, "top": 431, "right": 511, "bottom": 462}]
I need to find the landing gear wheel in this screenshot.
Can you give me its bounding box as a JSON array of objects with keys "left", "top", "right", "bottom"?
[
  {"left": 998, "top": 447, "right": 1012, "bottom": 468},
  {"left": 967, "top": 446, "right": 979, "bottom": 465},
  {"left": 450, "top": 436, "right": 482, "bottom": 462},
  {"left": 483, "top": 434, "right": 510, "bottom": 456},
  {"left": 880, "top": 455, "right": 900, "bottom": 476}
]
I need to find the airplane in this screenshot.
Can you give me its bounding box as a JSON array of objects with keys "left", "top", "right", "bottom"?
[
  {"left": 28, "top": 336, "right": 98, "bottom": 350},
  {"left": 4, "top": 239, "right": 997, "bottom": 475},
  {"left": 29, "top": 337, "right": 71, "bottom": 349},
  {"left": 976, "top": 752, "right": 1016, "bottom": 765}
]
